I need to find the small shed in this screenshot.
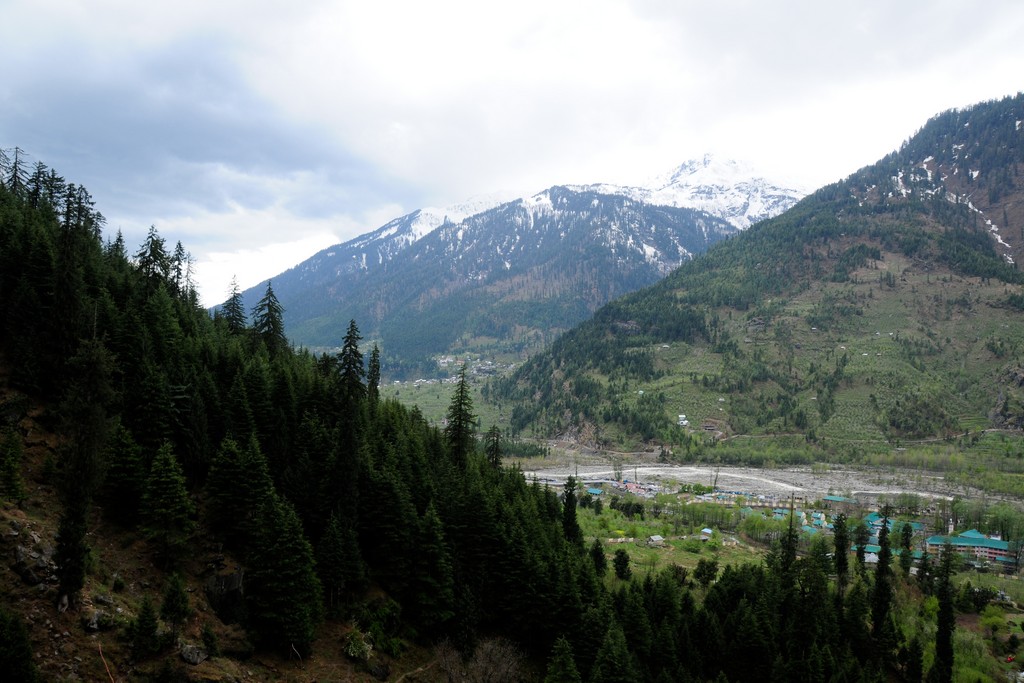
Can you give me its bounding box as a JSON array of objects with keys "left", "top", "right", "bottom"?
[{"left": 647, "top": 535, "right": 665, "bottom": 547}]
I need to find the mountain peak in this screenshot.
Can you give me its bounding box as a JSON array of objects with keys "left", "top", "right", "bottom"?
[
  {"left": 571, "top": 155, "right": 807, "bottom": 230},
  {"left": 648, "top": 154, "right": 756, "bottom": 191}
]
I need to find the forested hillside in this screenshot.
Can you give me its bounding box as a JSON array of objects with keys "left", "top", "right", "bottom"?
[
  {"left": 493, "top": 94, "right": 1024, "bottom": 465},
  {"left": 241, "top": 186, "right": 736, "bottom": 377},
  {"left": 0, "top": 137, "right": 1002, "bottom": 681}
]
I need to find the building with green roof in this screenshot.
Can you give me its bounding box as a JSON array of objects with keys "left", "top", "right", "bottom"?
[{"left": 926, "top": 529, "right": 1011, "bottom": 564}]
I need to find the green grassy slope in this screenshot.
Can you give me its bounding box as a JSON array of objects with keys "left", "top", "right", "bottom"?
[{"left": 493, "top": 94, "right": 1024, "bottom": 463}]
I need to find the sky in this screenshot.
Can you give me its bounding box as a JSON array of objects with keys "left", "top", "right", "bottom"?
[{"left": 2, "top": 1, "right": 1023, "bottom": 306}]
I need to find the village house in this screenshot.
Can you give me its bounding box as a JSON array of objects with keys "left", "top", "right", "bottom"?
[{"left": 926, "top": 529, "right": 1014, "bottom": 567}]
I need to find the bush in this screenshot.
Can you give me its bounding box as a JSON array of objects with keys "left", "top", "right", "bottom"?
[
  {"left": 344, "top": 628, "right": 373, "bottom": 662},
  {"left": 201, "top": 623, "right": 220, "bottom": 657},
  {"left": 681, "top": 538, "right": 703, "bottom": 553}
]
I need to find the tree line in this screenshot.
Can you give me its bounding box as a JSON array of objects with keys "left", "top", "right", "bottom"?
[{"left": 0, "top": 151, "right": 984, "bottom": 680}]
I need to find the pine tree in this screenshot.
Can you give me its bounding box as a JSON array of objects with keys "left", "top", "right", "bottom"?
[
  {"left": 222, "top": 276, "right": 247, "bottom": 334},
  {"left": 621, "top": 587, "right": 653, "bottom": 665},
  {"left": 206, "top": 436, "right": 274, "bottom": 549},
  {"left": 931, "top": 542, "right": 955, "bottom": 683},
  {"left": 871, "top": 511, "right": 895, "bottom": 656},
  {"left": 444, "top": 366, "right": 475, "bottom": 468},
  {"left": 55, "top": 338, "right": 115, "bottom": 607},
  {"left": 917, "top": 550, "right": 933, "bottom": 594},
  {"left": 316, "top": 512, "right": 365, "bottom": 615},
  {"left": 562, "top": 476, "right": 583, "bottom": 546},
  {"left": 905, "top": 635, "right": 923, "bottom": 683},
  {"left": 135, "top": 225, "right": 170, "bottom": 283},
  {"left": 130, "top": 595, "right": 161, "bottom": 659},
  {"left": 853, "top": 520, "right": 870, "bottom": 571},
  {"left": 409, "top": 502, "right": 456, "bottom": 633},
  {"left": 832, "top": 512, "right": 849, "bottom": 595},
  {"left": 484, "top": 425, "right": 502, "bottom": 469},
  {"left": 337, "top": 319, "right": 365, "bottom": 408},
  {"left": 54, "top": 498, "right": 90, "bottom": 610},
  {"left": 590, "top": 623, "right": 637, "bottom": 683},
  {"left": 246, "top": 495, "right": 324, "bottom": 656},
  {"left": 613, "top": 549, "right": 632, "bottom": 580},
  {"left": 366, "top": 342, "right": 381, "bottom": 407},
  {"left": 900, "top": 521, "right": 914, "bottom": 576},
  {"left": 251, "top": 281, "right": 286, "bottom": 356},
  {"left": 161, "top": 573, "right": 191, "bottom": 637},
  {"left": 141, "top": 442, "right": 196, "bottom": 564},
  {"left": 844, "top": 577, "right": 872, "bottom": 661},
  {"left": 590, "top": 539, "right": 608, "bottom": 577},
  {"left": 101, "top": 423, "right": 145, "bottom": 524},
  {"left": 171, "top": 240, "right": 187, "bottom": 293},
  {"left": 545, "top": 635, "right": 582, "bottom": 683}
]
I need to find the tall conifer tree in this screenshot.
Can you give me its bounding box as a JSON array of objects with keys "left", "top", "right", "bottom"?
[
  {"left": 484, "top": 425, "right": 502, "bottom": 469},
  {"left": 337, "top": 319, "right": 365, "bottom": 408},
  {"left": 141, "top": 442, "right": 195, "bottom": 564},
  {"left": 246, "top": 495, "right": 323, "bottom": 656},
  {"left": 871, "top": 510, "right": 895, "bottom": 659},
  {"left": 832, "top": 512, "right": 850, "bottom": 597},
  {"left": 932, "top": 542, "right": 956, "bottom": 683},
  {"left": 562, "top": 476, "right": 583, "bottom": 546},
  {"left": 55, "top": 338, "right": 115, "bottom": 607},
  {"left": 409, "top": 503, "right": 456, "bottom": 633},
  {"left": 545, "top": 636, "right": 582, "bottom": 683},
  {"left": 366, "top": 342, "right": 381, "bottom": 407},
  {"left": 444, "top": 366, "right": 475, "bottom": 469},
  {"left": 900, "top": 521, "right": 914, "bottom": 576},
  {"left": 222, "top": 276, "right": 247, "bottom": 334},
  {"left": 251, "top": 281, "right": 286, "bottom": 356},
  {"left": 102, "top": 423, "right": 145, "bottom": 523},
  {"left": 161, "top": 573, "right": 191, "bottom": 637},
  {"left": 316, "top": 511, "right": 365, "bottom": 615}
]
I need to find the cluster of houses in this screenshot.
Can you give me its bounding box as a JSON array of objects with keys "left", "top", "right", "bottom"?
[
  {"left": 734, "top": 504, "right": 836, "bottom": 534},
  {"left": 581, "top": 478, "right": 1018, "bottom": 572}
]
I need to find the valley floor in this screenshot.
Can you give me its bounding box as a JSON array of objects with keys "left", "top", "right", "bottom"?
[{"left": 518, "top": 450, "right": 977, "bottom": 508}]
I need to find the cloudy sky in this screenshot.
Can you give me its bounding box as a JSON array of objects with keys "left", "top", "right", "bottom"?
[{"left": 3, "top": 1, "right": 1023, "bottom": 305}]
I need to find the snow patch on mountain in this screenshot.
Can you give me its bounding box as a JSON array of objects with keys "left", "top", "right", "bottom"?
[
  {"left": 313, "top": 155, "right": 802, "bottom": 280},
  {"left": 571, "top": 154, "right": 808, "bottom": 230}
]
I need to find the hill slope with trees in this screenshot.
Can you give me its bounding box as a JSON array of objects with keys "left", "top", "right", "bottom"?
[
  {"left": 239, "top": 185, "right": 738, "bottom": 376},
  {"left": 0, "top": 105, "right": 1016, "bottom": 681},
  {"left": 492, "top": 94, "right": 1024, "bottom": 466}
]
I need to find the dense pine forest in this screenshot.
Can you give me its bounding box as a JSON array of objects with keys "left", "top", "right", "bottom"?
[{"left": 0, "top": 145, "right": 1013, "bottom": 682}]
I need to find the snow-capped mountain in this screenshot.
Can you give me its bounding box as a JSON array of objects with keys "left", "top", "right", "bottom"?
[
  {"left": 314, "top": 192, "right": 515, "bottom": 278},
  {"left": 238, "top": 157, "right": 807, "bottom": 372},
  {"left": 306, "top": 155, "right": 805, "bottom": 283},
  {"left": 574, "top": 154, "right": 808, "bottom": 230}
]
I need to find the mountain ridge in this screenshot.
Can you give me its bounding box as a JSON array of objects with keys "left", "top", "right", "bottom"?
[
  {"left": 571, "top": 153, "right": 809, "bottom": 230},
  {"left": 238, "top": 156, "right": 805, "bottom": 372},
  {"left": 492, "top": 93, "right": 1024, "bottom": 456}
]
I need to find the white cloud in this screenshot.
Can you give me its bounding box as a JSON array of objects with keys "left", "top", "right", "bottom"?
[
  {"left": 177, "top": 198, "right": 406, "bottom": 307},
  {"left": 3, "top": 0, "right": 1024, "bottom": 299}
]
